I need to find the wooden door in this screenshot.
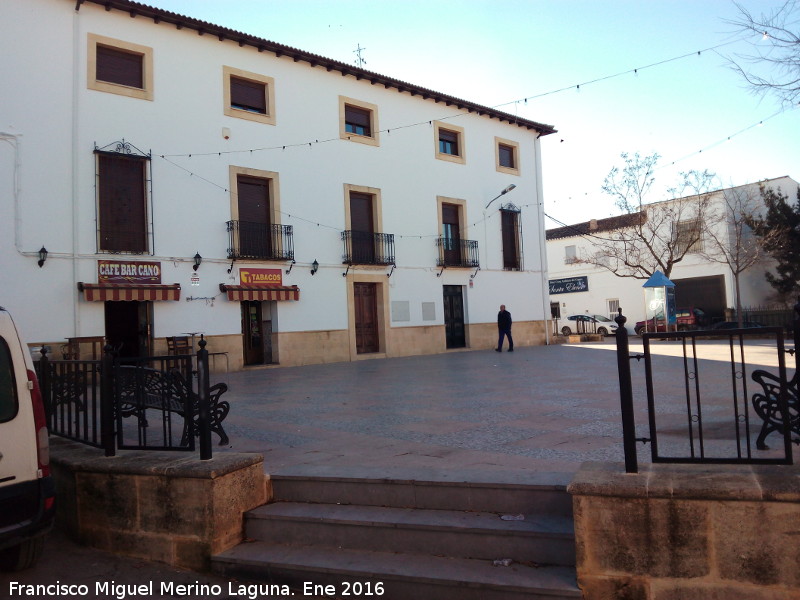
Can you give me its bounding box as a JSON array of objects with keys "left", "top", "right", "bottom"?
[
  {"left": 354, "top": 283, "right": 379, "bottom": 354},
  {"left": 442, "top": 203, "right": 461, "bottom": 266},
  {"left": 104, "top": 300, "right": 151, "bottom": 358},
  {"left": 237, "top": 175, "right": 271, "bottom": 257},
  {"left": 443, "top": 286, "right": 466, "bottom": 348},
  {"left": 349, "top": 192, "right": 374, "bottom": 263}
]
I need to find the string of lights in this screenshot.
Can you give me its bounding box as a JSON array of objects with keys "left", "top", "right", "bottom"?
[{"left": 158, "top": 37, "right": 748, "bottom": 160}]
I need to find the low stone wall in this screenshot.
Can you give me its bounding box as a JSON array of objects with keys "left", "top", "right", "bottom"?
[
  {"left": 50, "top": 438, "right": 268, "bottom": 571},
  {"left": 568, "top": 462, "right": 800, "bottom": 600}
]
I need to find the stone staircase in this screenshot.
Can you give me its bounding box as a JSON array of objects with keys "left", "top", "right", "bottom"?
[{"left": 212, "top": 471, "right": 581, "bottom": 599}]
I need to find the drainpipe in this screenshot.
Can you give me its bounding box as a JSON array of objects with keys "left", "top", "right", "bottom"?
[
  {"left": 534, "top": 135, "right": 550, "bottom": 345},
  {"left": 71, "top": 6, "right": 81, "bottom": 336},
  {"left": 1, "top": 132, "right": 23, "bottom": 255}
]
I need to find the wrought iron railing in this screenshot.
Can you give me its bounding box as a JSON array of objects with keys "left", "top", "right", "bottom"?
[
  {"left": 226, "top": 221, "right": 294, "bottom": 261},
  {"left": 36, "top": 341, "right": 219, "bottom": 459},
  {"left": 341, "top": 230, "right": 395, "bottom": 265},
  {"left": 615, "top": 310, "right": 796, "bottom": 473},
  {"left": 435, "top": 237, "right": 479, "bottom": 268}
]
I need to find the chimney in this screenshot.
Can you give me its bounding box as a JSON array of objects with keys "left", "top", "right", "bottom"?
[{"left": 589, "top": 219, "right": 598, "bottom": 231}]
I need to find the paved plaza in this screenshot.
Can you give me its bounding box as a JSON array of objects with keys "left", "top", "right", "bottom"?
[{"left": 217, "top": 336, "right": 789, "bottom": 485}]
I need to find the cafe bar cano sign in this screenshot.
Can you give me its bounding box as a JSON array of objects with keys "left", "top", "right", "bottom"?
[
  {"left": 98, "top": 260, "right": 162, "bottom": 284},
  {"left": 549, "top": 276, "right": 589, "bottom": 295}
]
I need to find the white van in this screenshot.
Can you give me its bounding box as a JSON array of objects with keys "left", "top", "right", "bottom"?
[{"left": 0, "top": 306, "right": 54, "bottom": 570}]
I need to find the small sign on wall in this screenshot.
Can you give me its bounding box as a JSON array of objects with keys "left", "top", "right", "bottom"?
[
  {"left": 98, "top": 260, "right": 162, "bottom": 284},
  {"left": 239, "top": 268, "right": 282, "bottom": 287},
  {"left": 549, "top": 276, "right": 589, "bottom": 295}
]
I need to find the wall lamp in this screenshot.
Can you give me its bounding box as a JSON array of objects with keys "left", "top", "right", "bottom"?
[
  {"left": 193, "top": 253, "right": 202, "bottom": 271},
  {"left": 37, "top": 246, "right": 48, "bottom": 268},
  {"left": 485, "top": 184, "right": 517, "bottom": 209},
  {"left": 310, "top": 259, "right": 319, "bottom": 275}
]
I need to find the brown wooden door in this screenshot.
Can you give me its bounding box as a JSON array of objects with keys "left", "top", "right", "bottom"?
[
  {"left": 349, "top": 192, "right": 375, "bottom": 263},
  {"left": 237, "top": 175, "right": 271, "bottom": 257},
  {"left": 354, "top": 283, "right": 379, "bottom": 354},
  {"left": 442, "top": 203, "right": 461, "bottom": 266},
  {"left": 443, "top": 286, "right": 465, "bottom": 348}
]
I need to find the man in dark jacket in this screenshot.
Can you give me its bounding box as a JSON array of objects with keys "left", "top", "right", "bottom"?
[{"left": 496, "top": 304, "right": 514, "bottom": 352}]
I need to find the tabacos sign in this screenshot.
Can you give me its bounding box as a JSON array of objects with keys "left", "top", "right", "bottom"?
[
  {"left": 98, "top": 260, "right": 161, "bottom": 284},
  {"left": 239, "top": 268, "right": 282, "bottom": 287}
]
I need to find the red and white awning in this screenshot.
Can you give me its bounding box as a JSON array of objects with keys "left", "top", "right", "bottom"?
[
  {"left": 219, "top": 284, "right": 300, "bottom": 301},
  {"left": 77, "top": 282, "right": 181, "bottom": 301}
]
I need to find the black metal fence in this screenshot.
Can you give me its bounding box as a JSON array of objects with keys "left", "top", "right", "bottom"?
[
  {"left": 615, "top": 309, "right": 797, "bottom": 472},
  {"left": 341, "top": 230, "right": 395, "bottom": 265},
  {"left": 226, "top": 220, "right": 294, "bottom": 261},
  {"left": 36, "top": 339, "right": 217, "bottom": 459},
  {"left": 435, "top": 237, "right": 480, "bottom": 268}
]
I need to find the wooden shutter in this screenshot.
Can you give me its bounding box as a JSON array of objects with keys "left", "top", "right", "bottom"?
[
  {"left": 345, "top": 105, "right": 371, "bottom": 135},
  {"left": 237, "top": 176, "right": 270, "bottom": 225},
  {"left": 230, "top": 77, "right": 267, "bottom": 113},
  {"left": 96, "top": 45, "right": 144, "bottom": 88},
  {"left": 98, "top": 155, "right": 147, "bottom": 252},
  {"left": 501, "top": 209, "right": 520, "bottom": 270}
]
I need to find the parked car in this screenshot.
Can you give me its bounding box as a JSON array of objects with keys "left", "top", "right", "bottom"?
[
  {"left": 0, "top": 306, "right": 55, "bottom": 571},
  {"left": 711, "top": 320, "right": 766, "bottom": 330},
  {"left": 561, "top": 314, "right": 618, "bottom": 336},
  {"left": 634, "top": 307, "right": 709, "bottom": 335}
]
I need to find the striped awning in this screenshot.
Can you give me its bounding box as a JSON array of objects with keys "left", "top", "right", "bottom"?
[
  {"left": 219, "top": 284, "right": 300, "bottom": 301},
  {"left": 77, "top": 282, "right": 181, "bottom": 302}
]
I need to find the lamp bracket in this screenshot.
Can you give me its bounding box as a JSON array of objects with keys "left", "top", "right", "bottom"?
[
  {"left": 436, "top": 266, "right": 445, "bottom": 278},
  {"left": 285, "top": 260, "right": 296, "bottom": 275},
  {"left": 342, "top": 264, "right": 351, "bottom": 278},
  {"left": 387, "top": 264, "right": 396, "bottom": 278},
  {"left": 470, "top": 267, "right": 480, "bottom": 280}
]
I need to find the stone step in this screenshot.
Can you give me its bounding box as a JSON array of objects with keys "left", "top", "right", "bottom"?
[
  {"left": 245, "top": 502, "right": 576, "bottom": 566},
  {"left": 212, "top": 542, "right": 581, "bottom": 600},
  {"left": 269, "top": 470, "right": 573, "bottom": 517}
]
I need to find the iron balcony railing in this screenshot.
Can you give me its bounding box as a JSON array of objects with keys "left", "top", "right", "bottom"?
[
  {"left": 341, "top": 230, "right": 395, "bottom": 265},
  {"left": 226, "top": 221, "right": 294, "bottom": 261},
  {"left": 436, "top": 237, "right": 480, "bottom": 268}
]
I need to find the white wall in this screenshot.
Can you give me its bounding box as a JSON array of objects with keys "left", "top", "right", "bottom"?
[{"left": 0, "top": 0, "right": 550, "bottom": 349}]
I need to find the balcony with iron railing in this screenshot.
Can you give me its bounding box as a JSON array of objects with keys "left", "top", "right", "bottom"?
[
  {"left": 436, "top": 237, "right": 480, "bottom": 268},
  {"left": 341, "top": 230, "right": 395, "bottom": 265},
  {"left": 226, "top": 221, "right": 294, "bottom": 261}
]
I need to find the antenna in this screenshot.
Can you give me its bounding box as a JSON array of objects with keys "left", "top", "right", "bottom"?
[{"left": 353, "top": 44, "right": 367, "bottom": 68}]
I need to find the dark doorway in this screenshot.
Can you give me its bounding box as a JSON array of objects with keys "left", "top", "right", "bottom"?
[
  {"left": 443, "top": 285, "right": 466, "bottom": 349},
  {"left": 354, "top": 282, "right": 379, "bottom": 354},
  {"left": 350, "top": 192, "right": 375, "bottom": 264},
  {"left": 104, "top": 301, "right": 152, "bottom": 358},
  {"left": 442, "top": 203, "right": 461, "bottom": 266},
  {"left": 673, "top": 275, "right": 726, "bottom": 322},
  {"left": 241, "top": 301, "right": 265, "bottom": 366}
]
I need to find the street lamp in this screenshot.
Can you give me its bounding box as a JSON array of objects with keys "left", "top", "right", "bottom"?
[{"left": 485, "top": 184, "right": 516, "bottom": 209}]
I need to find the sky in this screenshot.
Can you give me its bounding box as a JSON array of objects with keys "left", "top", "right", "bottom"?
[{"left": 141, "top": 0, "right": 799, "bottom": 228}]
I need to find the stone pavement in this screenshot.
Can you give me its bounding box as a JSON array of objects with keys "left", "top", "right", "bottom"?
[{"left": 216, "top": 336, "right": 788, "bottom": 485}]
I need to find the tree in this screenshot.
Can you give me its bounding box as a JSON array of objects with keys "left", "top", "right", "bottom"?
[
  {"left": 729, "top": 1, "right": 800, "bottom": 106},
  {"left": 700, "top": 184, "right": 776, "bottom": 325},
  {"left": 746, "top": 184, "right": 800, "bottom": 302},
  {"left": 579, "top": 152, "right": 717, "bottom": 280}
]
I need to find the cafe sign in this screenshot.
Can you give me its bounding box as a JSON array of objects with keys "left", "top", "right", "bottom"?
[
  {"left": 549, "top": 276, "right": 589, "bottom": 295},
  {"left": 98, "top": 260, "right": 162, "bottom": 284},
  {"left": 239, "top": 268, "right": 283, "bottom": 287}
]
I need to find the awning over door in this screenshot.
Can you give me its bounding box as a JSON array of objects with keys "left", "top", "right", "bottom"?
[
  {"left": 77, "top": 282, "right": 181, "bottom": 301},
  {"left": 219, "top": 284, "right": 300, "bottom": 301}
]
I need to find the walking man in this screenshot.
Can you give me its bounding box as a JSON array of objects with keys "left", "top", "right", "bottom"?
[{"left": 496, "top": 304, "right": 514, "bottom": 352}]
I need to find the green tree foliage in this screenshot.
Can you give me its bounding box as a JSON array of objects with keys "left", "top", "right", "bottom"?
[{"left": 747, "top": 185, "right": 800, "bottom": 301}]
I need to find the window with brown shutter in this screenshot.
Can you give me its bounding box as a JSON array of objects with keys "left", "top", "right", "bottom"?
[
  {"left": 500, "top": 208, "right": 521, "bottom": 270},
  {"left": 88, "top": 34, "right": 153, "bottom": 101},
  {"left": 97, "top": 154, "right": 148, "bottom": 253},
  {"left": 230, "top": 76, "right": 267, "bottom": 114},
  {"left": 498, "top": 144, "right": 515, "bottom": 168},
  {"left": 96, "top": 44, "right": 144, "bottom": 88},
  {"left": 439, "top": 129, "right": 460, "bottom": 156},
  {"left": 345, "top": 105, "right": 372, "bottom": 136}
]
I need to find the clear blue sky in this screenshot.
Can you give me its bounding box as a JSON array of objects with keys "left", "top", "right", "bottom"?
[{"left": 143, "top": 0, "right": 799, "bottom": 225}]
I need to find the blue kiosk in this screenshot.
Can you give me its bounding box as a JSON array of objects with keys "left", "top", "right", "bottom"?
[{"left": 641, "top": 270, "right": 676, "bottom": 333}]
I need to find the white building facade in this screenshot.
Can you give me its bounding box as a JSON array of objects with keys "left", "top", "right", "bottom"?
[
  {"left": 1, "top": 0, "right": 556, "bottom": 370},
  {"left": 546, "top": 177, "right": 800, "bottom": 331}
]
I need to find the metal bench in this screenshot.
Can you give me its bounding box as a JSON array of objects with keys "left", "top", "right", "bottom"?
[
  {"left": 751, "top": 369, "right": 799, "bottom": 449},
  {"left": 116, "top": 366, "right": 230, "bottom": 446}
]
